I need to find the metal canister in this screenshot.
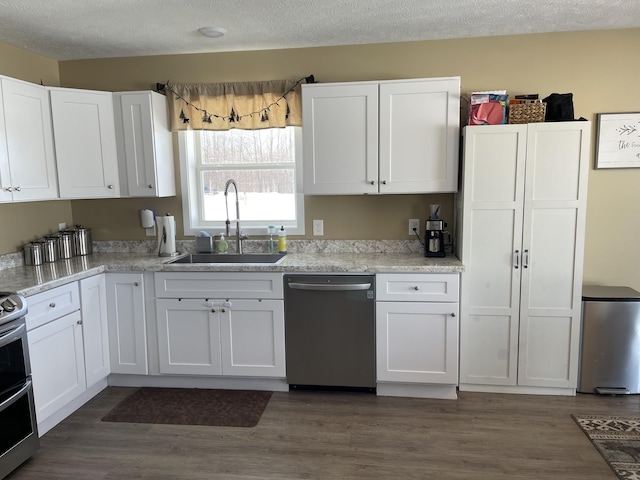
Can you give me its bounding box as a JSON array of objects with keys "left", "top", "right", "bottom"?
[
  {"left": 72, "top": 226, "right": 92, "bottom": 256},
  {"left": 59, "top": 232, "right": 75, "bottom": 259},
  {"left": 24, "top": 243, "right": 43, "bottom": 266},
  {"left": 40, "top": 237, "right": 59, "bottom": 263}
]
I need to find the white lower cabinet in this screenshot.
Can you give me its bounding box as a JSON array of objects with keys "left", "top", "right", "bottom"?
[
  {"left": 26, "top": 275, "right": 110, "bottom": 435},
  {"left": 79, "top": 275, "right": 110, "bottom": 387},
  {"left": 376, "top": 273, "right": 459, "bottom": 399},
  {"left": 153, "top": 272, "right": 286, "bottom": 379},
  {"left": 105, "top": 273, "right": 148, "bottom": 374},
  {"left": 28, "top": 310, "right": 86, "bottom": 424}
]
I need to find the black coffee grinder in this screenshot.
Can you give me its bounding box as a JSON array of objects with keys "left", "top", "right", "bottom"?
[{"left": 425, "top": 204, "right": 446, "bottom": 258}]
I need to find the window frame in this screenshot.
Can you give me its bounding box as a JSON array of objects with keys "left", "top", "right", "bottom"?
[{"left": 178, "top": 127, "right": 305, "bottom": 236}]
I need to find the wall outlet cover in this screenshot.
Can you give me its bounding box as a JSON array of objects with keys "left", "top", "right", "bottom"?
[
  {"left": 409, "top": 219, "right": 420, "bottom": 235},
  {"left": 313, "top": 219, "right": 324, "bottom": 236}
]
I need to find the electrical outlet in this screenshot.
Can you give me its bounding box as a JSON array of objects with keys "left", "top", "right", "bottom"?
[
  {"left": 313, "top": 219, "right": 324, "bottom": 236},
  {"left": 408, "top": 218, "right": 420, "bottom": 236}
]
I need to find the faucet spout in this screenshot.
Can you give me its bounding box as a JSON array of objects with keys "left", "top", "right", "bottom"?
[{"left": 224, "top": 179, "right": 244, "bottom": 253}]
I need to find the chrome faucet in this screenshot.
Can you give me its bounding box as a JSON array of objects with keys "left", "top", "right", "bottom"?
[{"left": 224, "top": 179, "right": 248, "bottom": 254}]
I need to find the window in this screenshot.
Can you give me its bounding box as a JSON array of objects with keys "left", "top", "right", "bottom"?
[{"left": 179, "top": 127, "right": 304, "bottom": 236}]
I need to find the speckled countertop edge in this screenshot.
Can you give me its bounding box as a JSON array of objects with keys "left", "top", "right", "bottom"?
[{"left": 0, "top": 241, "right": 464, "bottom": 297}]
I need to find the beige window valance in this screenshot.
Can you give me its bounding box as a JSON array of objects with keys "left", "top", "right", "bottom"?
[{"left": 164, "top": 78, "right": 307, "bottom": 131}]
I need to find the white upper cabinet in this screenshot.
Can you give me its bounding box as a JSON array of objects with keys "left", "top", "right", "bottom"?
[
  {"left": 0, "top": 76, "right": 58, "bottom": 202},
  {"left": 302, "top": 77, "right": 460, "bottom": 195},
  {"left": 49, "top": 87, "right": 120, "bottom": 199},
  {"left": 113, "top": 91, "right": 176, "bottom": 197}
]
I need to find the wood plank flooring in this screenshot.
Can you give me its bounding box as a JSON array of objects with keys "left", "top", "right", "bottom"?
[{"left": 8, "top": 387, "right": 640, "bottom": 479}]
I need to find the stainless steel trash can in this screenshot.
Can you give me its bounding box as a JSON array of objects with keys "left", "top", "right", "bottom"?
[{"left": 578, "top": 285, "right": 640, "bottom": 394}]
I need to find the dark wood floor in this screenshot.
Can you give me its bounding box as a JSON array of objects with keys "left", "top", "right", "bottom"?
[{"left": 8, "top": 387, "right": 640, "bottom": 479}]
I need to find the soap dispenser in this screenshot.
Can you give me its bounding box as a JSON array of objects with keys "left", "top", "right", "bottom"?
[{"left": 278, "top": 226, "right": 287, "bottom": 254}]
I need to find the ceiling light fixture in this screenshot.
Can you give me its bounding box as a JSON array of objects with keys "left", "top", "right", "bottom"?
[{"left": 198, "top": 27, "right": 227, "bottom": 38}]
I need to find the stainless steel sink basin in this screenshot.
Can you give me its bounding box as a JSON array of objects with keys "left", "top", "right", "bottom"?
[{"left": 168, "top": 253, "right": 286, "bottom": 264}]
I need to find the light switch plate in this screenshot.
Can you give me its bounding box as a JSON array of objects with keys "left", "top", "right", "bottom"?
[{"left": 313, "top": 219, "right": 324, "bottom": 236}]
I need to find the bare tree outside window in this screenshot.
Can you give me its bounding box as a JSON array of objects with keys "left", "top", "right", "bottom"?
[{"left": 196, "top": 128, "right": 297, "bottom": 223}]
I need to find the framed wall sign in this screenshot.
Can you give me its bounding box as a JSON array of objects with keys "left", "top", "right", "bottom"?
[{"left": 595, "top": 112, "right": 640, "bottom": 169}]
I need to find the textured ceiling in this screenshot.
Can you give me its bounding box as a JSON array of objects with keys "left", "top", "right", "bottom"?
[{"left": 0, "top": 0, "right": 638, "bottom": 61}]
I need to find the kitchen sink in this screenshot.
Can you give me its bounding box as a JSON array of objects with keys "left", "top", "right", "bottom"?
[{"left": 168, "top": 253, "right": 286, "bottom": 264}]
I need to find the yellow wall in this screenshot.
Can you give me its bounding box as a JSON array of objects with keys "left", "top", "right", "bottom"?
[
  {"left": 1, "top": 29, "right": 639, "bottom": 290},
  {"left": 0, "top": 43, "right": 73, "bottom": 253}
]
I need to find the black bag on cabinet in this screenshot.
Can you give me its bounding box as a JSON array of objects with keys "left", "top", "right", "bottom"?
[{"left": 542, "top": 93, "right": 574, "bottom": 121}]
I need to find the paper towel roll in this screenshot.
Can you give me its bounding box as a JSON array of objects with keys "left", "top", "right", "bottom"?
[
  {"left": 140, "top": 209, "right": 155, "bottom": 228},
  {"left": 156, "top": 215, "right": 177, "bottom": 256}
]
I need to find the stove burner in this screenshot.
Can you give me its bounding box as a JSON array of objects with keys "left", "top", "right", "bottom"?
[{"left": 0, "top": 292, "right": 27, "bottom": 325}]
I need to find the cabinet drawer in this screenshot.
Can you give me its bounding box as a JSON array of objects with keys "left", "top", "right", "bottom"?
[
  {"left": 376, "top": 273, "right": 459, "bottom": 302},
  {"left": 26, "top": 282, "right": 80, "bottom": 331},
  {"left": 154, "top": 272, "right": 284, "bottom": 299}
]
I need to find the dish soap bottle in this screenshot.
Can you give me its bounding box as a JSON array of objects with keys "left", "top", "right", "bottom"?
[
  {"left": 278, "top": 226, "right": 287, "bottom": 254},
  {"left": 216, "top": 234, "right": 228, "bottom": 254}
]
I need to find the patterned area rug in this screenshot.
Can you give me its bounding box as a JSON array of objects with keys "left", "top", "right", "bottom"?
[
  {"left": 572, "top": 414, "right": 640, "bottom": 480},
  {"left": 102, "top": 387, "right": 272, "bottom": 428}
]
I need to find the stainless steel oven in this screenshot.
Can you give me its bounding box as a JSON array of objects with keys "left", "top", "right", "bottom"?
[{"left": 0, "top": 293, "right": 39, "bottom": 480}]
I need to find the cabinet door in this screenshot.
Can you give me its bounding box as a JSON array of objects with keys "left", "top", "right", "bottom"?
[
  {"left": 155, "top": 299, "right": 222, "bottom": 375},
  {"left": 0, "top": 77, "right": 57, "bottom": 202},
  {"left": 105, "top": 273, "right": 148, "bottom": 374},
  {"left": 28, "top": 311, "right": 86, "bottom": 423},
  {"left": 379, "top": 77, "right": 460, "bottom": 193},
  {"left": 219, "top": 299, "right": 285, "bottom": 377},
  {"left": 517, "top": 122, "right": 590, "bottom": 388},
  {"left": 302, "top": 82, "right": 379, "bottom": 194},
  {"left": 80, "top": 275, "right": 110, "bottom": 387},
  {"left": 49, "top": 88, "right": 119, "bottom": 198},
  {"left": 114, "top": 91, "right": 175, "bottom": 197},
  {"left": 459, "top": 125, "right": 527, "bottom": 386},
  {"left": 377, "top": 301, "right": 458, "bottom": 384}
]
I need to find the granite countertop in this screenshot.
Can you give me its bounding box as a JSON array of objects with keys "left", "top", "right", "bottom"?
[{"left": 0, "top": 241, "right": 464, "bottom": 297}]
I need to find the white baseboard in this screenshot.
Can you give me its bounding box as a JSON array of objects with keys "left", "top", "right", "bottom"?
[
  {"left": 108, "top": 374, "right": 289, "bottom": 392},
  {"left": 376, "top": 382, "right": 458, "bottom": 400}
]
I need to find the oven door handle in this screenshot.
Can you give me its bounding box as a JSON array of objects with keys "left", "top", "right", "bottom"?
[
  {"left": 288, "top": 282, "right": 372, "bottom": 291},
  {"left": 0, "top": 380, "right": 32, "bottom": 412},
  {"left": 0, "top": 322, "right": 26, "bottom": 349}
]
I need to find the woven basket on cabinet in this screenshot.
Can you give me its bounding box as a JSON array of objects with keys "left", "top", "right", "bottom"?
[{"left": 508, "top": 103, "right": 547, "bottom": 124}]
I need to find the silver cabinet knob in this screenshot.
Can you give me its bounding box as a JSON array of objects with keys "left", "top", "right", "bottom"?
[
  {"left": 107, "top": 185, "right": 114, "bottom": 189},
  {"left": 451, "top": 313, "right": 456, "bottom": 317},
  {"left": 77, "top": 319, "right": 83, "bottom": 325},
  {"left": 49, "top": 302, "right": 56, "bottom": 308},
  {"left": 369, "top": 181, "right": 375, "bottom": 185},
  {"left": 14, "top": 186, "right": 21, "bottom": 191},
  {"left": 134, "top": 282, "right": 139, "bottom": 286},
  {"left": 381, "top": 180, "right": 387, "bottom": 185},
  {"left": 414, "top": 286, "right": 420, "bottom": 291},
  {"left": 4, "top": 187, "right": 11, "bottom": 192},
  {"left": 148, "top": 184, "right": 153, "bottom": 189}
]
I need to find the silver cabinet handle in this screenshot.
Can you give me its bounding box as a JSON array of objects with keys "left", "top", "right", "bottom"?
[
  {"left": 523, "top": 249, "right": 529, "bottom": 269},
  {"left": 514, "top": 250, "right": 520, "bottom": 269},
  {"left": 451, "top": 313, "right": 456, "bottom": 317},
  {"left": 369, "top": 181, "right": 375, "bottom": 185},
  {"left": 14, "top": 186, "right": 21, "bottom": 192},
  {"left": 77, "top": 320, "right": 83, "bottom": 325},
  {"left": 414, "top": 286, "right": 420, "bottom": 291},
  {"left": 107, "top": 185, "right": 114, "bottom": 189},
  {"left": 49, "top": 302, "right": 56, "bottom": 308},
  {"left": 4, "top": 187, "right": 11, "bottom": 192},
  {"left": 148, "top": 184, "right": 153, "bottom": 189},
  {"left": 381, "top": 180, "right": 387, "bottom": 185},
  {"left": 134, "top": 282, "right": 139, "bottom": 287}
]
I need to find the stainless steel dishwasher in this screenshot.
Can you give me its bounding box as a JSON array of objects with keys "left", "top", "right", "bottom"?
[{"left": 284, "top": 274, "right": 376, "bottom": 391}]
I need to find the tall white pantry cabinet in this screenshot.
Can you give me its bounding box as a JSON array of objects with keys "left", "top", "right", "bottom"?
[{"left": 458, "top": 122, "right": 590, "bottom": 396}]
